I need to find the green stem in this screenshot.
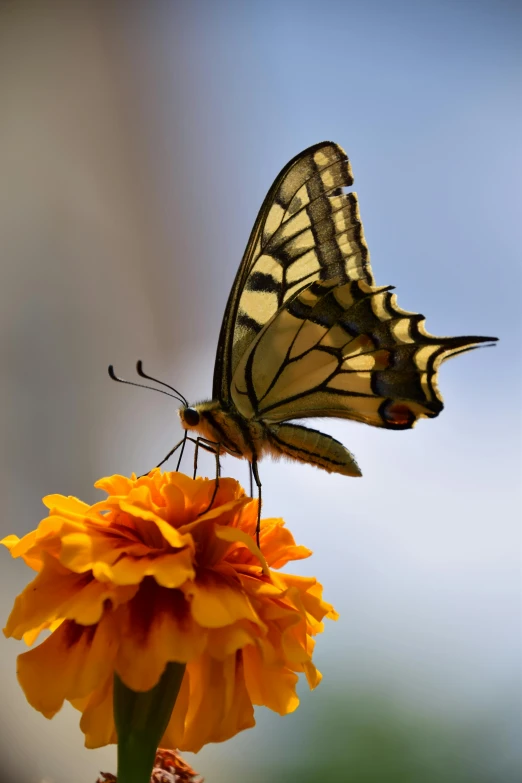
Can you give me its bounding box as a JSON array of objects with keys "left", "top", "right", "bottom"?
[{"left": 114, "top": 662, "right": 186, "bottom": 783}]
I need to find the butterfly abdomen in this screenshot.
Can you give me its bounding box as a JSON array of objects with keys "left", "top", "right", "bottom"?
[{"left": 266, "top": 422, "right": 362, "bottom": 477}]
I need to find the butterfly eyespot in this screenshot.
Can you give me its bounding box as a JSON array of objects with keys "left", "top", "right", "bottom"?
[
  {"left": 183, "top": 407, "right": 200, "bottom": 427},
  {"left": 380, "top": 401, "right": 416, "bottom": 429}
]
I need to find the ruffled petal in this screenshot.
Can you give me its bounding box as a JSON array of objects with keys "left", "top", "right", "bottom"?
[
  {"left": 76, "top": 676, "right": 117, "bottom": 748},
  {"left": 215, "top": 524, "right": 269, "bottom": 574},
  {"left": 4, "top": 558, "right": 88, "bottom": 639},
  {"left": 206, "top": 624, "right": 260, "bottom": 659},
  {"left": 93, "top": 547, "right": 195, "bottom": 588},
  {"left": 3, "top": 555, "right": 138, "bottom": 639},
  {"left": 183, "top": 568, "right": 263, "bottom": 629},
  {"left": 94, "top": 474, "right": 135, "bottom": 497},
  {"left": 303, "top": 659, "right": 323, "bottom": 689},
  {"left": 115, "top": 581, "right": 207, "bottom": 692},
  {"left": 42, "top": 494, "right": 91, "bottom": 516},
  {"left": 259, "top": 519, "right": 312, "bottom": 568},
  {"left": 23, "top": 618, "right": 64, "bottom": 646},
  {"left": 243, "top": 645, "right": 299, "bottom": 715},
  {"left": 164, "top": 653, "right": 255, "bottom": 752},
  {"left": 17, "top": 614, "right": 118, "bottom": 717}
]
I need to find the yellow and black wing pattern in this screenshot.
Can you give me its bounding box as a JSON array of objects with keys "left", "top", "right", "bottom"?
[
  {"left": 231, "top": 277, "right": 496, "bottom": 430},
  {"left": 213, "top": 142, "right": 373, "bottom": 402}
]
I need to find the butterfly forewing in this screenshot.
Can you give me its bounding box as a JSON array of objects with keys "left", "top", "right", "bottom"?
[{"left": 213, "top": 142, "right": 374, "bottom": 403}]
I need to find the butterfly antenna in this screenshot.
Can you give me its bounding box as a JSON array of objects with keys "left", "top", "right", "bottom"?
[
  {"left": 136, "top": 360, "right": 188, "bottom": 407},
  {"left": 108, "top": 365, "right": 184, "bottom": 403}
]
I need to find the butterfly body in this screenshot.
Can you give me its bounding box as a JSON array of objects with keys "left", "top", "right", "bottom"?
[{"left": 178, "top": 399, "right": 362, "bottom": 476}]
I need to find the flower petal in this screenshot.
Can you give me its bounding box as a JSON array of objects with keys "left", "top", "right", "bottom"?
[
  {"left": 94, "top": 474, "right": 135, "bottom": 496},
  {"left": 243, "top": 645, "right": 299, "bottom": 715},
  {"left": 115, "top": 581, "right": 207, "bottom": 692},
  {"left": 76, "top": 676, "right": 117, "bottom": 748},
  {"left": 17, "top": 614, "right": 119, "bottom": 717},
  {"left": 183, "top": 568, "right": 263, "bottom": 629},
  {"left": 259, "top": 519, "right": 312, "bottom": 568},
  {"left": 215, "top": 524, "right": 269, "bottom": 574},
  {"left": 164, "top": 653, "right": 255, "bottom": 752},
  {"left": 42, "top": 494, "right": 91, "bottom": 516},
  {"left": 95, "top": 547, "right": 195, "bottom": 588},
  {"left": 4, "top": 554, "right": 138, "bottom": 638}
]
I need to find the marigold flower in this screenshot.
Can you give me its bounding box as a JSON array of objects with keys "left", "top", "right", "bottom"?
[{"left": 2, "top": 470, "right": 337, "bottom": 753}]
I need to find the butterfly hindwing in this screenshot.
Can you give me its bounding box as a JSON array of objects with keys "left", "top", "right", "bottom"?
[
  {"left": 213, "top": 142, "right": 374, "bottom": 403},
  {"left": 231, "top": 277, "right": 494, "bottom": 429}
]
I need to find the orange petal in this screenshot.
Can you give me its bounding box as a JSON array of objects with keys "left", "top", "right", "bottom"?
[
  {"left": 163, "top": 653, "right": 255, "bottom": 752},
  {"left": 95, "top": 547, "right": 195, "bottom": 588},
  {"left": 3, "top": 555, "right": 138, "bottom": 638},
  {"left": 215, "top": 525, "right": 269, "bottom": 575},
  {"left": 275, "top": 574, "right": 337, "bottom": 625},
  {"left": 161, "top": 480, "right": 194, "bottom": 527},
  {"left": 4, "top": 559, "right": 87, "bottom": 639},
  {"left": 1, "top": 534, "right": 22, "bottom": 550},
  {"left": 2, "top": 530, "right": 42, "bottom": 569},
  {"left": 76, "top": 676, "right": 117, "bottom": 749},
  {"left": 115, "top": 581, "right": 207, "bottom": 692},
  {"left": 206, "top": 624, "right": 260, "bottom": 659},
  {"left": 94, "top": 474, "right": 135, "bottom": 497},
  {"left": 259, "top": 520, "right": 312, "bottom": 568},
  {"left": 303, "top": 659, "right": 323, "bottom": 690},
  {"left": 17, "top": 614, "right": 119, "bottom": 717},
  {"left": 23, "top": 618, "right": 64, "bottom": 646},
  {"left": 243, "top": 645, "right": 299, "bottom": 715},
  {"left": 183, "top": 569, "right": 263, "bottom": 629},
  {"left": 42, "top": 494, "right": 91, "bottom": 517}
]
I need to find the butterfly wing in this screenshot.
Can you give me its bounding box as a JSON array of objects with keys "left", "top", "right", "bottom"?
[
  {"left": 231, "top": 278, "right": 497, "bottom": 429},
  {"left": 213, "top": 142, "right": 374, "bottom": 403}
]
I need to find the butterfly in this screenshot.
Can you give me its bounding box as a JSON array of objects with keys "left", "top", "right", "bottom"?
[{"left": 110, "top": 142, "right": 496, "bottom": 542}]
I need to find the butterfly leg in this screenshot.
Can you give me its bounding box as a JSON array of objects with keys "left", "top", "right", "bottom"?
[
  {"left": 194, "top": 437, "right": 222, "bottom": 516},
  {"left": 193, "top": 437, "right": 199, "bottom": 479},
  {"left": 156, "top": 437, "right": 187, "bottom": 469},
  {"left": 205, "top": 443, "right": 222, "bottom": 514},
  {"left": 248, "top": 462, "right": 253, "bottom": 497},
  {"left": 251, "top": 457, "right": 262, "bottom": 548},
  {"left": 176, "top": 432, "right": 188, "bottom": 471},
  {"left": 138, "top": 436, "right": 187, "bottom": 477},
  {"left": 193, "top": 436, "right": 219, "bottom": 480}
]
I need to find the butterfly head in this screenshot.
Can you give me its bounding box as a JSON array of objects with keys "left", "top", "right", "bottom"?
[
  {"left": 178, "top": 400, "right": 247, "bottom": 458},
  {"left": 179, "top": 405, "right": 201, "bottom": 429},
  {"left": 178, "top": 401, "right": 220, "bottom": 439}
]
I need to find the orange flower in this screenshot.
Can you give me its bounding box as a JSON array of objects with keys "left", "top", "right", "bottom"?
[{"left": 2, "top": 470, "right": 337, "bottom": 752}]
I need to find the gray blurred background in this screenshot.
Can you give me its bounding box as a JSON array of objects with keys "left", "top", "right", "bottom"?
[{"left": 0, "top": 1, "right": 520, "bottom": 781}]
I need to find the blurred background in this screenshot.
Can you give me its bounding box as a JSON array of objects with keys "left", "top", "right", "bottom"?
[{"left": 0, "top": 1, "right": 520, "bottom": 781}]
